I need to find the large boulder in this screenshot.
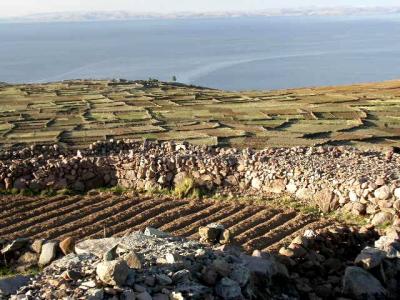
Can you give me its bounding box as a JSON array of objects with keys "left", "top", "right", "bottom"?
[
  {"left": 342, "top": 266, "right": 386, "bottom": 299},
  {"left": 96, "top": 260, "right": 129, "bottom": 286}
]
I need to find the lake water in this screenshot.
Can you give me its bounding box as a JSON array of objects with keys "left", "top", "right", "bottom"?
[{"left": 1, "top": 16, "right": 400, "bottom": 90}]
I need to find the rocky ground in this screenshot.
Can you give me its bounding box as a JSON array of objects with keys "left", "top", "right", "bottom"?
[
  {"left": 1, "top": 140, "right": 400, "bottom": 299},
  {"left": 1, "top": 223, "right": 399, "bottom": 300}
]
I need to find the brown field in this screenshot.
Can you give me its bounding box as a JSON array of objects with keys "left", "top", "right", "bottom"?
[
  {"left": 0, "top": 193, "right": 331, "bottom": 253},
  {"left": 1, "top": 79, "right": 400, "bottom": 149}
]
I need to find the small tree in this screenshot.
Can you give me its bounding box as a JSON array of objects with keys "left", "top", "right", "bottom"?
[{"left": 172, "top": 75, "right": 177, "bottom": 82}]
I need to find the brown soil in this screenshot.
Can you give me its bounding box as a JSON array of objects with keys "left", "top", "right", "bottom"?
[{"left": 0, "top": 193, "right": 330, "bottom": 252}]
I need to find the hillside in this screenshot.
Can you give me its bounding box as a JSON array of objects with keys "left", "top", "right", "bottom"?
[{"left": 1, "top": 79, "right": 400, "bottom": 149}]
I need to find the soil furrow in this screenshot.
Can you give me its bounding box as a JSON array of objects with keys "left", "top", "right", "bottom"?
[
  {"left": 243, "top": 214, "right": 317, "bottom": 251},
  {"left": 264, "top": 219, "right": 333, "bottom": 252},
  {"left": 0, "top": 194, "right": 104, "bottom": 231},
  {"left": 52, "top": 197, "right": 144, "bottom": 241},
  {"left": 152, "top": 201, "right": 213, "bottom": 234},
  {"left": 85, "top": 198, "right": 167, "bottom": 239},
  {"left": 175, "top": 204, "right": 244, "bottom": 237},
  {"left": 130, "top": 201, "right": 202, "bottom": 233},
  {"left": 6, "top": 196, "right": 123, "bottom": 240},
  {"left": 188, "top": 206, "right": 259, "bottom": 240},
  {"left": 228, "top": 208, "right": 282, "bottom": 237},
  {"left": 159, "top": 203, "right": 224, "bottom": 233},
  {"left": 235, "top": 211, "right": 297, "bottom": 244},
  {"left": 115, "top": 201, "right": 188, "bottom": 237},
  {"left": 0, "top": 196, "right": 39, "bottom": 213},
  {"left": 0, "top": 195, "right": 69, "bottom": 219}
]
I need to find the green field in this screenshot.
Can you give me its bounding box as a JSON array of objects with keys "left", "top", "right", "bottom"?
[{"left": 1, "top": 79, "right": 400, "bottom": 149}]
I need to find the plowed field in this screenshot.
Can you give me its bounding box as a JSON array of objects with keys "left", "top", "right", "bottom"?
[{"left": 0, "top": 193, "right": 331, "bottom": 252}]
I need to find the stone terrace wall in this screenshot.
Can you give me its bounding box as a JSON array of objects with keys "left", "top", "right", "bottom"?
[{"left": 1, "top": 140, "right": 400, "bottom": 226}]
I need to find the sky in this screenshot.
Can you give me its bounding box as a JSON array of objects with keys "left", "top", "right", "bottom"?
[{"left": 0, "top": 0, "right": 399, "bottom": 18}]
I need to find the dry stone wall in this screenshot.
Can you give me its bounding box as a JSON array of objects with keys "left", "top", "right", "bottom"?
[{"left": 1, "top": 140, "right": 400, "bottom": 225}]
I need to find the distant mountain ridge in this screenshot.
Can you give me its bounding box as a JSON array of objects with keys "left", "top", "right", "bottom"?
[{"left": 1, "top": 6, "right": 400, "bottom": 23}]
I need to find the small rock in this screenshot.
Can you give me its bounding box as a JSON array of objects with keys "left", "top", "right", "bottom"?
[
  {"left": 59, "top": 237, "right": 75, "bottom": 255},
  {"left": 38, "top": 240, "right": 59, "bottom": 266},
  {"left": 354, "top": 247, "right": 386, "bottom": 269},
  {"left": 172, "top": 270, "right": 191, "bottom": 283},
  {"left": 144, "top": 275, "right": 155, "bottom": 287},
  {"left": 87, "top": 288, "right": 104, "bottom": 300},
  {"left": 1, "top": 238, "right": 30, "bottom": 255},
  {"left": 199, "top": 224, "right": 224, "bottom": 244},
  {"left": 374, "top": 185, "right": 391, "bottom": 200},
  {"left": 201, "top": 266, "right": 218, "bottom": 286},
  {"left": 30, "top": 239, "right": 44, "bottom": 254},
  {"left": 165, "top": 253, "right": 182, "bottom": 264},
  {"left": 170, "top": 291, "right": 185, "bottom": 300},
  {"left": 17, "top": 251, "right": 38, "bottom": 267},
  {"left": 156, "top": 274, "right": 172, "bottom": 285},
  {"left": 124, "top": 251, "right": 143, "bottom": 269},
  {"left": 121, "top": 290, "right": 136, "bottom": 300},
  {"left": 212, "top": 258, "right": 231, "bottom": 277},
  {"left": 96, "top": 260, "right": 129, "bottom": 286},
  {"left": 229, "top": 265, "right": 250, "bottom": 287},
  {"left": 144, "top": 227, "right": 169, "bottom": 238},
  {"left": 219, "top": 229, "right": 231, "bottom": 245},
  {"left": 394, "top": 188, "right": 400, "bottom": 200},
  {"left": 371, "top": 211, "right": 393, "bottom": 226},
  {"left": 136, "top": 291, "right": 152, "bottom": 300},
  {"left": 215, "top": 277, "right": 242, "bottom": 300},
  {"left": 62, "top": 269, "right": 82, "bottom": 281}
]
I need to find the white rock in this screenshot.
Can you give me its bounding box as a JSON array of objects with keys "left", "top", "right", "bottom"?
[
  {"left": 251, "top": 177, "right": 262, "bottom": 190},
  {"left": 373, "top": 185, "right": 391, "bottom": 200},
  {"left": 144, "top": 227, "right": 169, "bottom": 238},
  {"left": 394, "top": 188, "right": 400, "bottom": 199},
  {"left": 349, "top": 190, "right": 358, "bottom": 202},
  {"left": 38, "top": 241, "right": 58, "bottom": 266}
]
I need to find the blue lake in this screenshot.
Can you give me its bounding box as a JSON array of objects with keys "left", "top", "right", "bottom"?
[{"left": 0, "top": 15, "right": 400, "bottom": 90}]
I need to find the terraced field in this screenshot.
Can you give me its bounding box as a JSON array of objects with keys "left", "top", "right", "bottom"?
[
  {"left": 1, "top": 79, "right": 400, "bottom": 149},
  {"left": 0, "top": 194, "right": 331, "bottom": 252}
]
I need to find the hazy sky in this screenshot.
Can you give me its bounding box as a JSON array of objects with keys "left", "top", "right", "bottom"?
[{"left": 1, "top": 0, "right": 399, "bottom": 17}]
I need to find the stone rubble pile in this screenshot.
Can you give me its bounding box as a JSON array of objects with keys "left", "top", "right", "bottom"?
[
  {"left": 4, "top": 228, "right": 293, "bottom": 300},
  {"left": 278, "top": 224, "right": 400, "bottom": 300},
  {"left": 1, "top": 140, "right": 399, "bottom": 223}
]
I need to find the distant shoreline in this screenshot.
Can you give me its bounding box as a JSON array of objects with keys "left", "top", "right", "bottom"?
[{"left": 1, "top": 7, "right": 400, "bottom": 24}]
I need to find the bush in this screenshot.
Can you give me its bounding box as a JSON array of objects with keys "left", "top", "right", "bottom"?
[{"left": 173, "top": 176, "right": 202, "bottom": 199}]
